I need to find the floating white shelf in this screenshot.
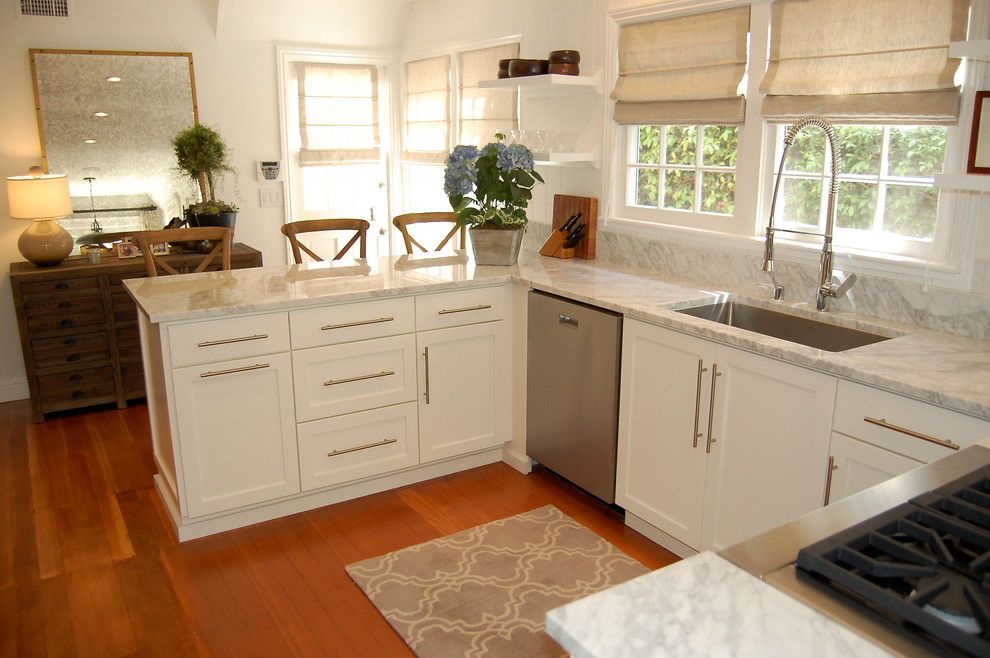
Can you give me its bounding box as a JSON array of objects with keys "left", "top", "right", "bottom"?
[
  {"left": 532, "top": 150, "right": 600, "bottom": 167},
  {"left": 933, "top": 173, "right": 990, "bottom": 192},
  {"left": 478, "top": 73, "right": 600, "bottom": 91},
  {"left": 949, "top": 39, "right": 990, "bottom": 61}
]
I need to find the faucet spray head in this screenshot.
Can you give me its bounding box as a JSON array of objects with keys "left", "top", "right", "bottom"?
[{"left": 761, "top": 227, "right": 775, "bottom": 273}]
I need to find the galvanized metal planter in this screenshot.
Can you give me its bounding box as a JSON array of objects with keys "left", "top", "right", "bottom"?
[{"left": 469, "top": 226, "right": 524, "bottom": 266}]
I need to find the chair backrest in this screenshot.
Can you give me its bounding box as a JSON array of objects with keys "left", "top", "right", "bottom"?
[
  {"left": 392, "top": 212, "right": 464, "bottom": 254},
  {"left": 133, "top": 227, "right": 232, "bottom": 277},
  {"left": 280, "top": 219, "right": 370, "bottom": 264}
]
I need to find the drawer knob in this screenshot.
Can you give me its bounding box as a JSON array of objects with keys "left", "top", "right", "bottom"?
[
  {"left": 59, "top": 319, "right": 74, "bottom": 328},
  {"left": 69, "top": 373, "right": 83, "bottom": 381},
  {"left": 58, "top": 301, "right": 71, "bottom": 309},
  {"left": 63, "top": 338, "right": 77, "bottom": 346},
  {"left": 72, "top": 390, "right": 84, "bottom": 398},
  {"left": 66, "top": 354, "right": 80, "bottom": 362},
  {"left": 55, "top": 282, "right": 69, "bottom": 290}
]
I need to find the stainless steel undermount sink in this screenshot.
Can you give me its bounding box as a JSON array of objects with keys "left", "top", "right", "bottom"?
[{"left": 676, "top": 301, "right": 892, "bottom": 352}]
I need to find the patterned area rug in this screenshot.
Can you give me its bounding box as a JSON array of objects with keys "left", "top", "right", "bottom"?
[{"left": 345, "top": 505, "right": 648, "bottom": 657}]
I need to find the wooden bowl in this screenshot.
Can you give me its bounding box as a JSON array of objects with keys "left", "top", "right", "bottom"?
[
  {"left": 508, "top": 59, "right": 549, "bottom": 77},
  {"left": 549, "top": 62, "right": 580, "bottom": 76},
  {"left": 548, "top": 50, "right": 581, "bottom": 65}
]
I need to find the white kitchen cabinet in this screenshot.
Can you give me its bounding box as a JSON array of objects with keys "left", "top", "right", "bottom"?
[
  {"left": 616, "top": 319, "right": 836, "bottom": 553},
  {"left": 825, "top": 432, "right": 923, "bottom": 504},
  {"left": 417, "top": 321, "right": 509, "bottom": 462},
  {"left": 172, "top": 352, "right": 299, "bottom": 517}
]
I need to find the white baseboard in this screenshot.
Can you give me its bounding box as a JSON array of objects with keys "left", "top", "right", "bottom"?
[
  {"left": 624, "top": 511, "right": 698, "bottom": 560},
  {"left": 501, "top": 446, "right": 534, "bottom": 474},
  {"left": 0, "top": 378, "right": 29, "bottom": 403}
]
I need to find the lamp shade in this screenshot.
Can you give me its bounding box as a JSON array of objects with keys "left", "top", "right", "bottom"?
[{"left": 6, "top": 174, "right": 72, "bottom": 220}]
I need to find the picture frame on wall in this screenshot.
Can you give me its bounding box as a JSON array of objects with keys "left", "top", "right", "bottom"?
[{"left": 967, "top": 91, "right": 990, "bottom": 175}]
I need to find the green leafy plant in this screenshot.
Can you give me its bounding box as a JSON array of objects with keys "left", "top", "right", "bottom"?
[
  {"left": 172, "top": 124, "right": 238, "bottom": 215},
  {"left": 444, "top": 133, "right": 544, "bottom": 228}
]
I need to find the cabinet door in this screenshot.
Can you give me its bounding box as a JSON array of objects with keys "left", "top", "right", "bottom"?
[
  {"left": 172, "top": 352, "right": 299, "bottom": 517},
  {"left": 701, "top": 346, "right": 837, "bottom": 552},
  {"left": 827, "top": 432, "right": 923, "bottom": 504},
  {"left": 417, "top": 321, "right": 508, "bottom": 462},
  {"left": 616, "top": 320, "right": 715, "bottom": 550}
]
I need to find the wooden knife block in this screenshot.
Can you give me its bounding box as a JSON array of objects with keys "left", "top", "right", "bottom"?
[{"left": 538, "top": 194, "right": 598, "bottom": 260}]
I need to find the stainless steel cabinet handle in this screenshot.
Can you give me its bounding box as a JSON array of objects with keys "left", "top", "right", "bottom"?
[
  {"left": 823, "top": 456, "right": 838, "bottom": 506},
  {"left": 438, "top": 304, "right": 491, "bottom": 315},
  {"left": 423, "top": 347, "right": 431, "bottom": 404},
  {"left": 693, "top": 359, "right": 708, "bottom": 448},
  {"left": 200, "top": 363, "right": 270, "bottom": 378},
  {"left": 197, "top": 333, "right": 269, "bottom": 347},
  {"left": 327, "top": 437, "right": 397, "bottom": 458},
  {"left": 863, "top": 416, "right": 960, "bottom": 451},
  {"left": 706, "top": 363, "right": 721, "bottom": 454},
  {"left": 323, "top": 370, "right": 395, "bottom": 387},
  {"left": 558, "top": 314, "right": 579, "bottom": 328},
  {"left": 321, "top": 316, "right": 394, "bottom": 331}
]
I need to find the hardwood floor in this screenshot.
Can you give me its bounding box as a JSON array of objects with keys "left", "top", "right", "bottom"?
[{"left": 0, "top": 399, "right": 678, "bottom": 657}]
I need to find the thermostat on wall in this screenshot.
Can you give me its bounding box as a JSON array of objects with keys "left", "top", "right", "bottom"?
[{"left": 257, "top": 161, "right": 282, "bottom": 182}]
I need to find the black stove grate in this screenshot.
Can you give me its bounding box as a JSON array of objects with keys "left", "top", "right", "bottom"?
[{"left": 797, "top": 466, "right": 990, "bottom": 657}]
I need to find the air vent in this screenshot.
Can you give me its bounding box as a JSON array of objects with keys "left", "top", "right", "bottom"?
[{"left": 19, "top": 0, "right": 70, "bottom": 17}]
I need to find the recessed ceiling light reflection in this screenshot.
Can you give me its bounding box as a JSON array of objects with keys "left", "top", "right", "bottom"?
[
  {"left": 84, "top": 139, "right": 97, "bottom": 144},
  {"left": 106, "top": 76, "right": 121, "bottom": 82},
  {"left": 93, "top": 112, "right": 109, "bottom": 118}
]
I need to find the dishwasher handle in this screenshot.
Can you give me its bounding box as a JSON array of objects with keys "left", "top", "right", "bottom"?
[{"left": 558, "top": 314, "right": 579, "bottom": 328}]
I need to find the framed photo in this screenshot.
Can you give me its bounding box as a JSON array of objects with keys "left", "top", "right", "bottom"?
[
  {"left": 114, "top": 241, "right": 140, "bottom": 259},
  {"left": 967, "top": 91, "right": 990, "bottom": 174}
]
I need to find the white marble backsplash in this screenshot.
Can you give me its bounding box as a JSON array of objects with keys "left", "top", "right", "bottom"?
[{"left": 523, "top": 221, "right": 990, "bottom": 340}]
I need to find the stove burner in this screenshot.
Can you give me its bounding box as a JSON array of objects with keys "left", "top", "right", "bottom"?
[{"left": 913, "top": 575, "right": 982, "bottom": 635}]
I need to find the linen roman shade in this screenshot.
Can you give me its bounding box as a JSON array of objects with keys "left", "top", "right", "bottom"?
[
  {"left": 403, "top": 55, "right": 451, "bottom": 164},
  {"left": 296, "top": 62, "right": 380, "bottom": 164},
  {"left": 459, "top": 43, "right": 519, "bottom": 147},
  {"left": 611, "top": 6, "right": 749, "bottom": 125},
  {"left": 761, "top": 0, "right": 970, "bottom": 125}
]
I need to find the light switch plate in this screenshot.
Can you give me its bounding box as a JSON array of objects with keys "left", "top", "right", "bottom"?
[{"left": 259, "top": 187, "right": 283, "bottom": 208}]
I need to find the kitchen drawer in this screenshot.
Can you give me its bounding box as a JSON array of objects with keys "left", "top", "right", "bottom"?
[
  {"left": 168, "top": 312, "right": 290, "bottom": 368},
  {"left": 297, "top": 402, "right": 419, "bottom": 491},
  {"left": 37, "top": 365, "right": 115, "bottom": 403},
  {"left": 20, "top": 276, "right": 100, "bottom": 297},
  {"left": 25, "top": 294, "right": 104, "bottom": 332},
  {"left": 415, "top": 286, "right": 506, "bottom": 331},
  {"left": 833, "top": 380, "right": 990, "bottom": 463},
  {"left": 292, "top": 334, "right": 417, "bottom": 422},
  {"left": 290, "top": 297, "right": 415, "bottom": 349},
  {"left": 31, "top": 330, "right": 110, "bottom": 369}
]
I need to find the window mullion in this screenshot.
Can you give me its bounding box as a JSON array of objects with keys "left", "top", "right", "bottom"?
[
  {"left": 875, "top": 127, "right": 892, "bottom": 233},
  {"left": 694, "top": 126, "right": 704, "bottom": 212}
]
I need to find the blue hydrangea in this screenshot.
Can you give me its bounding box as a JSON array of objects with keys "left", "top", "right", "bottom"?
[
  {"left": 443, "top": 159, "right": 477, "bottom": 196},
  {"left": 446, "top": 145, "right": 480, "bottom": 165},
  {"left": 497, "top": 144, "right": 535, "bottom": 172}
]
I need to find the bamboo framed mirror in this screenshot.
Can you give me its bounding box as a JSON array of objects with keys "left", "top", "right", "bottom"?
[{"left": 30, "top": 49, "right": 200, "bottom": 249}]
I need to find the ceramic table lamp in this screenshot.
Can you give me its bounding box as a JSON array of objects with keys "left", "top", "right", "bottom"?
[{"left": 6, "top": 166, "right": 74, "bottom": 266}]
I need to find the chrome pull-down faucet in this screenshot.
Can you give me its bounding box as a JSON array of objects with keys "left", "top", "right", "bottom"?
[{"left": 762, "top": 116, "right": 856, "bottom": 311}]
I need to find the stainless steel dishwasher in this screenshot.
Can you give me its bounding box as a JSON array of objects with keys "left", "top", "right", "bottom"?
[{"left": 527, "top": 290, "right": 622, "bottom": 503}]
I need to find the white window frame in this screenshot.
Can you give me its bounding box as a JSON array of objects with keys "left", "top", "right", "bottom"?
[{"left": 602, "top": 0, "right": 987, "bottom": 290}]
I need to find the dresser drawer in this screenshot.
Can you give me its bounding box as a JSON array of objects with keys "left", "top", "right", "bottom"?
[
  {"left": 20, "top": 276, "right": 100, "bottom": 297},
  {"left": 25, "top": 294, "right": 104, "bottom": 332},
  {"left": 38, "top": 365, "right": 115, "bottom": 403},
  {"left": 115, "top": 327, "right": 143, "bottom": 363},
  {"left": 121, "top": 361, "right": 146, "bottom": 395},
  {"left": 31, "top": 330, "right": 110, "bottom": 369},
  {"left": 290, "top": 297, "right": 415, "bottom": 349},
  {"left": 298, "top": 402, "right": 419, "bottom": 491},
  {"left": 168, "top": 313, "right": 290, "bottom": 368},
  {"left": 833, "top": 380, "right": 990, "bottom": 463},
  {"left": 415, "top": 286, "right": 506, "bottom": 331},
  {"left": 292, "top": 334, "right": 417, "bottom": 422}
]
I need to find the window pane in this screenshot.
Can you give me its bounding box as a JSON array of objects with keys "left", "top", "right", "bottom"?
[
  {"left": 634, "top": 168, "right": 659, "bottom": 207},
  {"left": 701, "top": 172, "right": 734, "bottom": 214},
  {"left": 836, "top": 181, "right": 877, "bottom": 230},
  {"left": 702, "top": 126, "right": 738, "bottom": 167},
  {"left": 784, "top": 127, "right": 824, "bottom": 173},
  {"left": 884, "top": 184, "right": 937, "bottom": 239},
  {"left": 637, "top": 125, "right": 661, "bottom": 164},
  {"left": 836, "top": 126, "right": 882, "bottom": 175},
  {"left": 888, "top": 127, "right": 946, "bottom": 178},
  {"left": 663, "top": 169, "right": 695, "bottom": 210},
  {"left": 665, "top": 125, "right": 696, "bottom": 165},
  {"left": 781, "top": 177, "right": 821, "bottom": 225}
]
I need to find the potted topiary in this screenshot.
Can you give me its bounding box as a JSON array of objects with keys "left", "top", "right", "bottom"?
[
  {"left": 172, "top": 124, "right": 238, "bottom": 230},
  {"left": 444, "top": 133, "right": 543, "bottom": 265}
]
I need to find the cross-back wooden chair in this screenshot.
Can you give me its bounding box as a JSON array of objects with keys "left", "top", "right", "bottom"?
[
  {"left": 392, "top": 212, "right": 465, "bottom": 254},
  {"left": 133, "top": 227, "right": 232, "bottom": 277},
  {"left": 281, "top": 219, "right": 370, "bottom": 263}
]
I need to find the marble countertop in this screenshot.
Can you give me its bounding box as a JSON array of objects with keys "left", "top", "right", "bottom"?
[
  {"left": 124, "top": 251, "right": 990, "bottom": 419},
  {"left": 545, "top": 551, "right": 893, "bottom": 658}
]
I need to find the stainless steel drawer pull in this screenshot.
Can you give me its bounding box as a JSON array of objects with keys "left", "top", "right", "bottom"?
[
  {"left": 197, "top": 334, "right": 269, "bottom": 348},
  {"left": 706, "top": 364, "right": 721, "bottom": 454},
  {"left": 558, "top": 314, "right": 578, "bottom": 328},
  {"left": 823, "top": 456, "right": 838, "bottom": 506},
  {"left": 327, "top": 437, "right": 397, "bottom": 458},
  {"left": 200, "top": 363, "right": 270, "bottom": 378},
  {"left": 863, "top": 416, "right": 960, "bottom": 451},
  {"left": 438, "top": 304, "right": 492, "bottom": 315},
  {"left": 321, "top": 316, "right": 394, "bottom": 331},
  {"left": 323, "top": 370, "right": 395, "bottom": 387},
  {"left": 692, "top": 359, "right": 708, "bottom": 448}
]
